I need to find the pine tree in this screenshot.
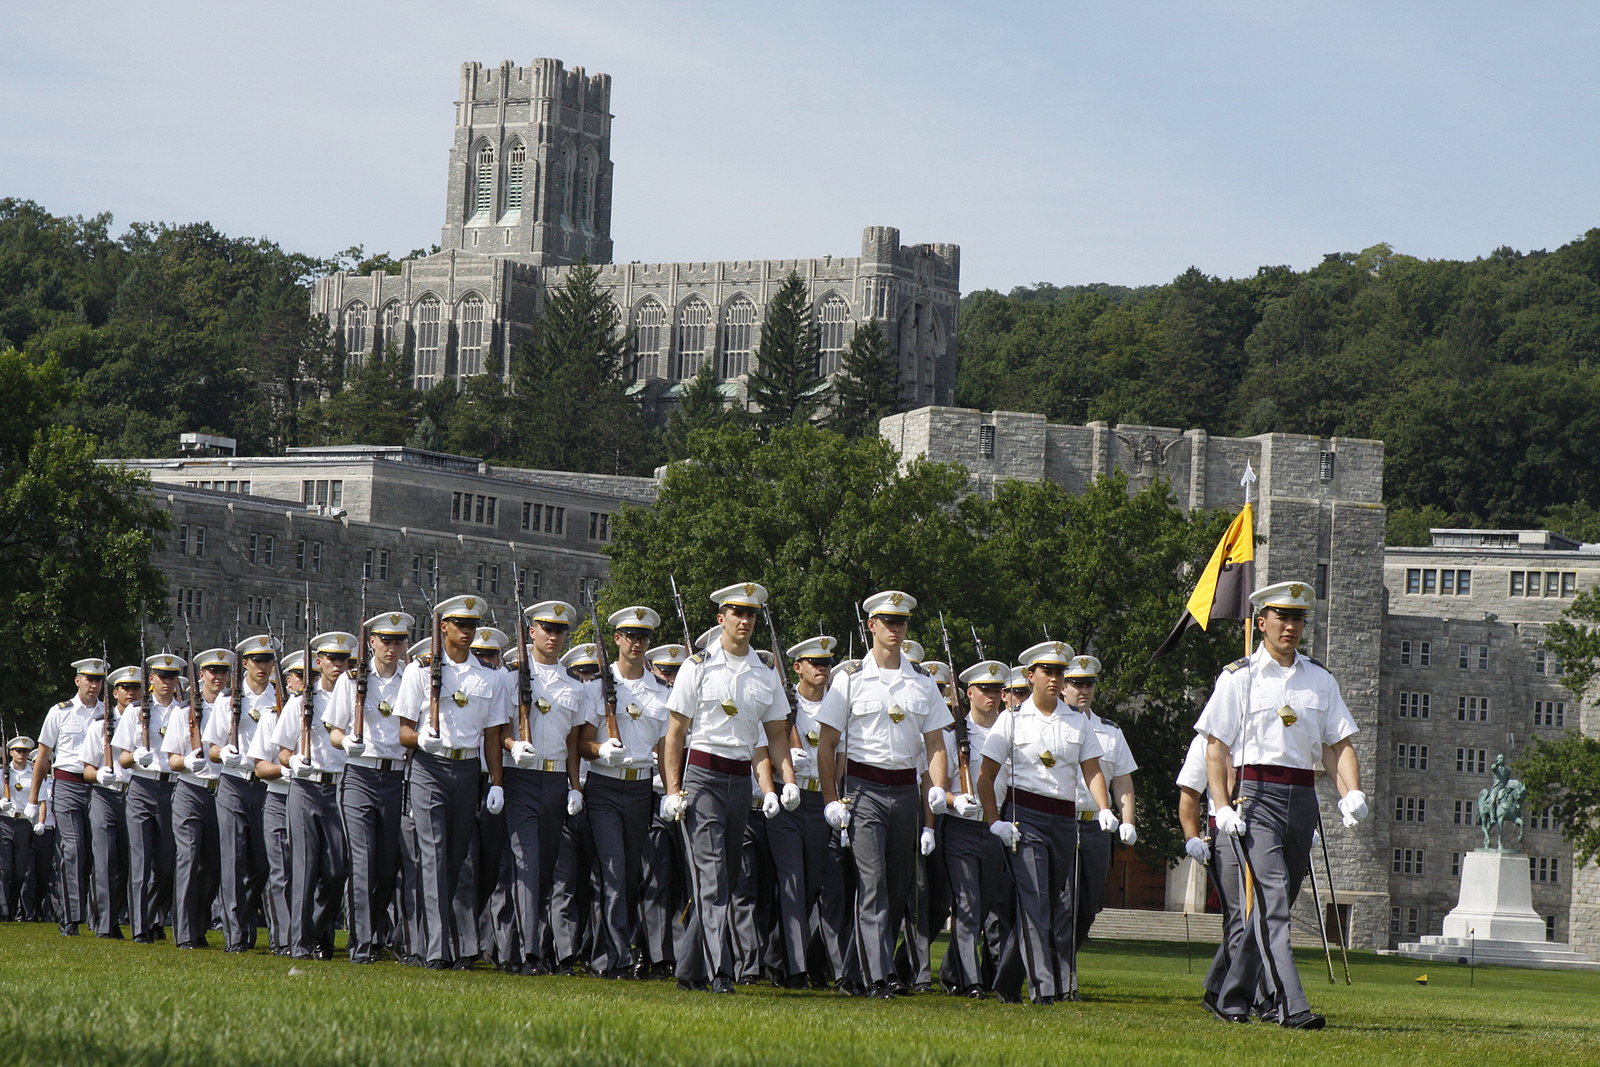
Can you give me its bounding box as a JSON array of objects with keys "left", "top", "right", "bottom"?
[
  {"left": 746, "top": 272, "right": 825, "bottom": 433},
  {"left": 828, "top": 318, "right": 900, "bottom": 438},
  {"left": 663, "top": 358, "right": 746, "bottom": 460}
]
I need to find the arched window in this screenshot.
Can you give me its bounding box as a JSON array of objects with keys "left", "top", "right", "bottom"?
[
  {"left": 414, "top": 297, "right": 443, "bottom": 386},
  {"left": 457, "top": 296, "right": 486, "bottom": 377},
  {"left": 674, "top": 298, "right": 710, "bottom": 380},
  {"left": 579, "top": 150, "right": 596, "bottom": 228},
  {"left": 506, "top": 142, "right": 526, "bottom": 213},
  {"left": 343, "top": 302, "right": 369, "bottom": 368},
  {"left": 630, "top": 300, "right": 666, "bottom": 379},
  {"left": 817, "top": 294, "right": 850, "bottom": 375},
  {"left": 473, "top": 144, "right": 495, "bottom": 217},
  {"left": 559, "top": 144, "right": 575, "bottom": 225},
  {"left": 721, "top": 295, "right": 756, "bottom": 379},
  {"left": 378, "top": 301, "right": 403, "bottom": 357}
]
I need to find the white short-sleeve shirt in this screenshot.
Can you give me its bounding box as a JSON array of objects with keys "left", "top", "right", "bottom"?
[
  {"left": 665, "top": 642, "right": 789, "bottom": 761},
  {"left": 1193, "top": 645, "right": 1357, "bottom": 770},
  {"left": 981, "top": 699, "right": 1103, "bottom": 801},
  {"left": 815, "top": 655, "right": 952, "bottom": 772},
  {"left": 328, "top": 665, "right": 408, "bottom": 761}
]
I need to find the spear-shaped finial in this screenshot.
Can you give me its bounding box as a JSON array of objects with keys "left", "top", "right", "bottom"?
[{"left": 1240, "top": 460, "right": 1257, "bottom": 505}]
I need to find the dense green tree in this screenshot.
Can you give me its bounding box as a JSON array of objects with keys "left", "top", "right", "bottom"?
[
  {"left": 303, "top": 343, "right": 419, "bottom": 446},
  {"left": 662, "top": 359, "right": 744, "bottom": 460},
  {"left": 828, "top": 319, "right": 899, "bottom": 438},
  {"left": 1517, "top": 733, "right": 1600, "bottom": 866},
  {"left": 747, "top": 272, "right": 825, "bottom": 432}
]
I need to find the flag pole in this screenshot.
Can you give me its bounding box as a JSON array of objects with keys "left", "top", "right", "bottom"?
[{"left": 1241, "top": 461, "right": 1256, "bottom": 659}]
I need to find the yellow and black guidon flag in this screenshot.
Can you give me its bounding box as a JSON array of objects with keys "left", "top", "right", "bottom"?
[{"left": 1154, "top": 503, "right": 1254, "bottom": 658}]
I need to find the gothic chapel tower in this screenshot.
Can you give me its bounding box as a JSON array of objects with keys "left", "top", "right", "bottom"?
[{"left": 440, "top": 59, "right": 614, "bottom": 265}]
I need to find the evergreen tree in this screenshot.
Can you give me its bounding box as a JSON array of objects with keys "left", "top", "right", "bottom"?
[
  {"left": 828, "top": 318, "right": 899, "bottom": 438},
  {"left": 747, "top": 272, "right": 825, "bottom": 432},
  {"left": 663, "top": 358, "right": 745, "bottom": 460}
]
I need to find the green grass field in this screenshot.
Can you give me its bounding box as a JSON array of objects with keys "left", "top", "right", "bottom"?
[{"left": 1, "top": 925, "right": 1595, "bottom": 1066}]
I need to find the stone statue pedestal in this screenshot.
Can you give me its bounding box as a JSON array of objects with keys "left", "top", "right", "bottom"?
[{"left": 1440, "top": 850, "right": 1546, "bottom": 941}]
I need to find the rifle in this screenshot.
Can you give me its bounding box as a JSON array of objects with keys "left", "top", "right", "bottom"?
[
  {"left": 428, "top": 587, "right": 442, "bottom": 736},
  {"left": 853, "top": 599, "right": 870, "bottom": 653},
  {"left": 181, "top": 612, "right": 202, "bottom": 753},
  {"left": 353, "top": 577, "right": 370, "bottom": 744},
  {"left": 588, "top": 602, "right": 622, "bottom": 748},
  {"left": 301, "top": 584, "right": 314, "bottom": 761},
  {"left": 139, "top": 609, "right": 150, "bottom": 750},
  {"left": 668, "top": 574, "right": 694, "bottom": 650},
  {"left": 227, "top": 609, "right": 241, "bottom": 748},
  {"left": 511, "top": 557, "right": 532, "bottom": 746},
  {"left": 970, "top": 625, "right": 987, "bottom": 663},
  {"left": 938, "top": 611, "right": 971, "bottom": 795},
  {"left": 760, "top": 604, "right": 803, "bottom": 751},
  {"left": 102, "top": 639, "right": 116, "bottom": 775}
]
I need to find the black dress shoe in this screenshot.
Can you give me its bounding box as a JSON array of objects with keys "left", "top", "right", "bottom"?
[
  {"left": 912, "top": 982, "right": 932, "bottom": 995},
  {"left": 647, "top": 962, "right": 673, "bottom": 980},
  {"left": 710, "top": 977, "right": 735, "bottom": 994},
  {"left": 425, "top": 959, "right": 448, "bottom": 970},
  {"left": 995, "top": 991, "right": 1023, "bottom": 1004},
  {"left": 1282, "top": 1010, "right": 1326, "bottom": 1030},
  {"left": 963, "top": 986, "right": 986, "bottom": 999},
  {"left": 1061, "top": 989, "right": 1082, "bottom": 1003},
  {"left": 599, "top": 967, "right": 630, "bottom": 980},
  {"left": 1216, "top": 1012, "right": 1251, "bottom": 1024},
  {"left": 60, "top": 924, "right": 80, "bottom": 937},
  {"left": 1202, "top": 989, "right": 1219, "bottom": 1014},
  {"left": 868, "top": 982, "right": 896, "bottom": 1000},
  {"left": 133, "top": 934, "right": 155, "bottom": 944},
  {"left": 886, "top": 977, "right": 908, "bottom": 997}
]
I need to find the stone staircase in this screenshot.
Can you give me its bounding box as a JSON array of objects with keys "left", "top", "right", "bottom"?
[
  {"left": 1383, "top": 935, "right": 1600, "bottom": 972},
  {"left": 1085, "top": 908, "right": 1321, "bottom": 948}
]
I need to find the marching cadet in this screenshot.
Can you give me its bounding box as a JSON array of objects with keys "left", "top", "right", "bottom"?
[
  {"left": 1064, "top": 655, "right": 1139, "bottom": 953},
  {"left": 163, "top": 649, "right": 227, "bottom": 949},
  {"left": 939, "top": 660, "right": 1013, "bottom": 997},
  {"left": 660, "top": 582, "right": 799, "bottom": 994},
  {"left": 639, "top": 642, "right": 689, "bottom": 978},
  {"left": 503, "top": 600, "right": 588, "bottom": 974},
  {"left": 80, "top": 667, "right": 136, "bottom": 938},
  {"left": 1175, "top": 731, "right": 1241, "bottom": 1017},
  {"left": 549, "top": 639, "right": 602, "bottom": 972},
  {"left": 274, "top": 631, "right": 357, "bottom": 960},
  {"left": 977, "top": 641, "right": 1118, "bottom": 1005},
  {"left": 580, "top": 606, "right": 672, "bottom": 978},
  {"left": 898, "top": 658, "right": 952, "bottom": 992},
  {"left": 27, "top": 656, "right": 108, "bottom": 935},
  {"left": 1, "top": 737, "right": 38, "bottom": 920},
  {"left": 251, "top": 650, "right": 298, "bottom": 955},
  {"left": 394, "top": 595, "right": 510, "bottom": 970},
  {"left": 206, "top": 636, "right": 277, "bottom": 953},
  {"left": 329, "top": 612, "right": 413, "bottom": 964},
  {"left": 1004, "top": 668, "right": 1029, "bottom": 710},
  {"left": 1198, "top": 581, "right": 1366, "bottom": 1030},
  {"left": 815, "top": 591, "right": 950, "bottom": 1000},
  {"left": 121, "top": 654, "right": 184, "bottom": 942},
  {"left": 766, "top": 635, "right": 837, "bottom": 988}
]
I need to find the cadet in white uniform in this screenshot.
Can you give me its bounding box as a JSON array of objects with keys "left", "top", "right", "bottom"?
[
  {"left": 815, "top": 591, "right": 951, "bottom": 1000},
  {"left": 1, "top": 738, "right": 39, "bottom": 919},
  {"left": 162, "top": 651, "right": 224, "bottom": 949},
  {"left": 251, "top": 651, "right": 298, "bottom": 955},
  {"left": 28, "top": 657, "right": 108, "bottom": 935},
  {"left": 206, "top": 640, "right": 271, "bottom": 953},
  {"left": 661, "top": 582, "right": 799, "bottom": 994},
  {"left": 80, "top": 666, "right": 135, "bottom": 938},
  {"left": 638, "top": 642, "right": 688, "bottom": 978},
  {"left": 122, "top": 654, "right": 185, "bottom": 941},
  {"left": 1065, "top": 655, "right": 1139, "bottom": 953},
  {"left": 977, "top": 641, "right": 1117, "bottom": 1005},
  {"left": 1197, "top": 581, "right": 1367, "bottom": 1030}
]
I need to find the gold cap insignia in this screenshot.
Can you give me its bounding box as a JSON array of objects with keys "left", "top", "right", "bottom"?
[
  {"left": 390, "top": 613, "right": 402, "bottom": 626},
  {"left": 721, "top": 700, "right": 738, "bottom": 718},
  {"left": 536, "top": 698, "right": 551, "bottom": 715},
  {"left": 1289, "top": 584, "right": 1304, "bottom": 601},
  {"left": 820, "top": 638, "right": 834, "bottom": 651},
  {"left": 553, "top": 605, "right": 566, "bottom": 618},
  {"left": 1039, "top": 750, "right": 1056, "bottom": 769},
  {"left": 627, "top": 703, "right": 643, "bottom": 720},
  {"left": 888, "top": 704, "right": 906, "bottom": 724},
  {"left": 1054, "top": 642, "right": 1065, "bottom": 656},
  {"left": 452, "top": 690, "right": 469, "bottom": 707},
  {"left": 161, "top": 657, "right": 174, "bottom": 668},
  {"left": 336, "top": 635, "right": 349, "bottom": 648},
  {"left": 465, "top": 598, "right": 478, "bottom": 611},
  {"left": 634, "top": 608, "right": 647, "bottom": 621},
  {"left": 889, "top": 593, "right": 904, "bottom": 607},
  {"left": 743, "top": 583, "right": 756, "bottom": 596},
  {"left": 1077, "top": 657, "right": 1090, "bottom": 668},
  {"left": 1278, "top": 705, "right": 1297, "bottom": 727}
]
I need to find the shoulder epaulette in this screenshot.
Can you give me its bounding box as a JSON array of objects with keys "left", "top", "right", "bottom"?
[
  {"left": 1304, "top": 655, "right": 1327, "bottom": 670},
  {"left": 1223, "top": 657, "right": 1249, "bottom": 674},
  {"left": 909, "top": 661, "right": 931, "bottom": 677},
  {"left": 840, "top": 661, "right": 863, "bottom": 675},
  {"left": 689, "top": 650, "right": 709, "bottom": 666},
  {"left": 58, "top": 701, "right": 71, "bottom": 710},
  {"left": 756, "top": 650, "right": 775, "bottom": 669}
]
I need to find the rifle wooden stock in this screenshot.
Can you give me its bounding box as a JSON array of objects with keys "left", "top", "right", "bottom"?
[
  {"left": 301, "top": 594, "right": 313, "bottom": 760},
  {"left": 938, "top": 614, "right": 972, "bottom": 794},
  {"left": 353, "top": 619, "right": 370, "bottom": 742},
  {"left": 760, "top": 605, "right": 803, "bottom": 752},
  {"left": 429, "top": 608, "right": 442, "bottom": 734},
  {"left": 589, "top": 604, "right": 621, "bottom": 746}
]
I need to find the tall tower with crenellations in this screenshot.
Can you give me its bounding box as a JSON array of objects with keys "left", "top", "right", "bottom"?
[{"left": 440, "top": 58, "right": 614, "bottom": 265}]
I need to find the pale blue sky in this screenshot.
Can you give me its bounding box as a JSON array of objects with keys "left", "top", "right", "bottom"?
[{"left": 6, "top": 1, "right": 1598, "bottom": 293}]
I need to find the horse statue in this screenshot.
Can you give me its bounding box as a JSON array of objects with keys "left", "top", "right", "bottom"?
[{"left": 1475, "top": 754, "right": 1527, "bottom": 850}]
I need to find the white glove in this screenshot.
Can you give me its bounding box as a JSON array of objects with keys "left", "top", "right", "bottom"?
[
  {"left": 951, "top": 793, "right": 982, "bottom": 820},
  {"left": 1214, "top": 804, "right": 1246, "bottom": 838},
  {"left": 659, "top": 792, "right": 687, "bottom": 822},
  {"left": 0, "top": 797, "right": 11, "bottom": 817},
  {"left": 824, "top": 800, "right": 851, "bottom": 831},
  {"left": 96, "top": 768, "right": 120, "bottom": 790},
  {"left": 789, "top": 748, "right": 814, "bottom": 779},
  {"left": 116, "top": 765, "right": 133, "bottom": 785},
  {"left": 184, "top": 750, "right": 207, "bottom": 775},
  {"left": 1096, "top": 808, "right": 1119, "bottom": 832},
  {"left": 511, "top": 740, "right": 538, "bottom": 769},
  {"left": 1338, "top": 789, "right": 1369, "bottom": 827},
  {"left": 289, "top": 754, "right": 313, "bottom": 779},
  {"left": 221, "top": 744, "right": 245, "bottom": 768},
  {"left": 919, "top": 826, "right": 936, "bottom": 856},
  {"left": 761, "top": 792, "right": 781, "bottom": 819},
  {"left": 24, "top": 802, "right": 39, "bottom": 822},
  {"left": 1119, "top": 822, "right": 1138, "bottom": 845},
  {"left": 342, "top": 735, "right": 366, "bottom": 759},
  {"left": 780, "top": 782, "right": 801, "bottom": 811},
  {"left": 418, "top": 727, "right": 448, "bottom": 756},
  {"left": 32, "top": 819, "right": 45, "bottom": 836},
  {"left": 598, "top": 738, "right": 626, "bottom": 767},
  {"left": 989, "top": 820, "right": 1019, "bottom": 848},
  {"left": 1185, "top": 836, "right": 1211, "bottom": 863},
  {"left": 484, "top": 785, "right": 504, "bottom": 815},
  {"left": 135, "top": 747, "right": 158, "bottom": 770},
  {"left": 566, "top": 789, "right": 584, "bottom": 816},
  {"left": 927, "top": 786, "right": 947, "bottom": 815}
]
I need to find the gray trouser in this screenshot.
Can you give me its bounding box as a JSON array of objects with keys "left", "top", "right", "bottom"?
[
  {"left": 731, "top": 806, "right": 773, "bottom": 981},
  {"left": 1219, "top": 780, "right": 1317, "bottom": 1018},
  {"left": 52, "top": 777, "right": 92, "bottom": 927},
  {"left": 0, "top": 817, "right": 31, "bottom": 920},
  {"left": 586, "top": 772, "right": 653, "bottom": 975},
  {"left": 468, "top": 785, "right": 511, "bottom": 966},
  {"left": 287, "top": 777, "right": 348, "bottom": 958},
  {"left": 940, "top": 812, "right": 1010, "bottom": 992},
  {"left": 550, "top": 802, "right": 597, "bottom": 965},
  {"left": 766, "top": 789, "right": 827, "bottom": 977},
  {"left": 501, "top": 766, "right": 565, "bottom": 968},
  {"left": 262, "top": 790, "right": 291, "bottom": 953},
  {"left": 87, "top": 784, "right": 129, "bottom": 936},
  {"left": 639, "top": 791, "right": 684, "bottom": 969},
  {"left": 1074, "top": 822, "right": 1112, "bottom": 950},
  {"left": 124, "top": 776, "right": 173, "bottom": 939},
  {"left": 1204, "top": 816, "right": 1241, "bottom": 998},
  {"left": 171, "top": 779, "right": 219, "bottom": 947},
  {"left": 847, "top": 778, "right": 920, "bottom": 987},
  {"left": 410, "top": 751, "right": 481, "bottom": 966},
  {"left": 674, "top": 763, "right": 750, "bottom": 982},
  {"left": 341, "top": 764, "right": 404, "bottom": 962},
  {"left": 216, "top": 774, "right": 267, "bottom": 950},
  {"left": 994, "top": 803, "right": 1080, "bottom": 1002},
  {"left": 820, "top": 819, "right": 860, "bottom": 984}
]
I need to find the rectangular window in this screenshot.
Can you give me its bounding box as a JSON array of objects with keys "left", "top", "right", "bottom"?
[
  {"left": 311, "top": 542, "right": 322, "bottom": 574},
  {"left": 1458, "top": 696, "right": 1489, "bottom": 723},
  {"left": 263, "top": 536, "right": 274, "bottom": 567},
  {"left": 1392, "top": 849, "right": 1424, "bottom": 876},
  {"left": 364, "top": 549, "right": 374, "bottom": 580},
  {"left": 1407, "top": 569, "right": 1420, "bottom": 594},
  {"left": 412, "top": 555, "right": 422, "bottom": 587},
  {"left": 1547, "top": 916, "right": 1557, "bottom": 942},
  {"left": 1459, "top": 644, "right": 1469, "bottom": 669},
  {"left": 1423, "top": 569, "right": 1437, "bottom": 594},
  {"left": 1319, "top": 451, "right": 1335, "bottom": 481},
  {"left": 1316, "top": 563, "right": 1328, "bottom": 600},
  {"left": 589, "top": 511, "right": 611, "bottom": 542},
  {"left": 303, "top": 480, "right": 314, "bottom": 505},
  {"left": 248, "top": 533, "right": 259, "bottom": 565},
  {"left": 1478, "top": 645, "right": 1489, "bottom": 671},
  {"left": 296, "top": 540, "right": 306, "bottom": 570},
  {"left": 1563, "top": 572, "right": 1577, "bottom": 597},
  {"left": 489, "top": 564, "right": 500, "bottom": 595},
  {"left": 1511, "top": 572, "right": 1524, "bottom": 596},
  {"left": 1452, "top": 852, "right": 1462, "bottom": 878},
  {"left": 1400, "top": 640, "right": 1412, "bottom": 666},
  {"left": 1394, "top": 795, "right": 1425, "bottom": 822},
  {"left": 1454, "top": 800, "right": 1475, "bottom": 825},
  {"left": 553, "top": 507, "right": 564, "bottom": 535},
  {"left": 1529, "top": 857, "right": 1560, "bottom": 884},
  {"left": 178, "top": 523, "right": 189, "bottom": 556},
  {"left": 1457, "top": 748, "right": 1487, "bottom": 773},
  {"left": 476, "top": 562, "right": 486, "bottom": 592},
  {"left": 452, "top": 492, "right": 462, "bottom": 521},
  {"left": 1419, "top": 641, "right": 1430, "bottom": 667},
  {"left": 523, "top": 502, "right": 538, "bottom": 531},
  {"left": 330, "top": 481, "right": 343, "bottom": 509},
  {"left": 475, "top": 495, "right": 485, "bottom": 524},
  {"left": 578, "top": 576, "right": 600, "bottom": 607},
  {"left": 1546, "top": 571, "right": 1560, "bottom": 596},
  {"left": 1534, "top": 700, "right": 1566, "bottom": 728},
  {"left": 1398, "top": 692, "right": 1430, "bottom": 719},
  {"left": 379, "top": 551, "right": 390, "bottom": 581},
  {"left": 485, "top": 497, "right": 496, "bottom": 526},
  {"left": 1441, "top": 569, "right": 1454, "bottom": 595},
  {"left": 194, "top": 526, "right": 206, "bottom": 557},
  {"left": 1456, "top": 569, "right": 1471, "bottom": 595},
  {"left": 522, "top": 570, "right": 539, "bottom": 600},
  {"left": 1396, "top": 744, "right": 1428, "bottom": 771}
]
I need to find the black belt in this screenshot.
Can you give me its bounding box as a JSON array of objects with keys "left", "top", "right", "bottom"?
[
  {"left": 688, "top": 749, "right": 750, "bottom": 776},
  {"left": 846, "top": 760, "right": 916, "bottom": 787},
  {"left": 1241, "top": 765, "right": 1314, "bottom": 787}
]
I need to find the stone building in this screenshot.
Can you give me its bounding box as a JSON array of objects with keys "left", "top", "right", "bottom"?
[
  {"left": 118, "top": 444, "right": 658, "bottom": 650},
  {"left": 308, "top": 58, "right": 961, "bottom": 422}
]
